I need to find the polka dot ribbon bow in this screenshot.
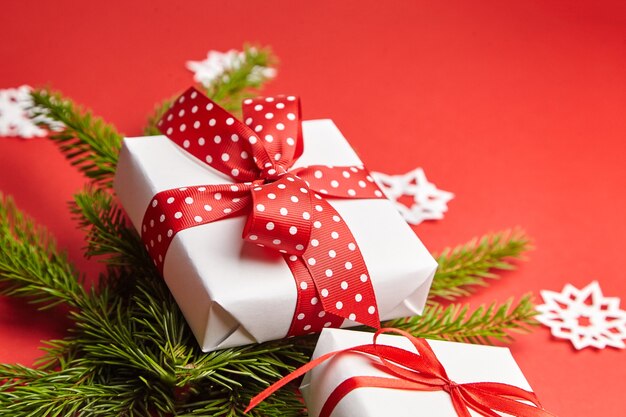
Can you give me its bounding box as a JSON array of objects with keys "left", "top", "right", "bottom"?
[
  {"left": 141, "top": 87, "right": 386, "bottom": 335},
  {"left": 246, "top": 328, "right": 555, "bottom": 417}
]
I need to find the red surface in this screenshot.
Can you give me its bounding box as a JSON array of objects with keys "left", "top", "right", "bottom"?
[{"left": 1, "top": 1, "right": 625, "bottom": 415}]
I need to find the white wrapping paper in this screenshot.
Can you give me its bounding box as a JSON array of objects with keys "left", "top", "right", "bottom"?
[
  {"left": 114, "top": 119, "right": 437, "bottom": 352},
  {"left": 300, "top": 329, "right": 535, "bottom": 417}
]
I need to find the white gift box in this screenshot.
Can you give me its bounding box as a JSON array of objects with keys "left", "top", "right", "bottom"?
[
  {"left": 300, "top": 328, "right": 536, "bottom": 417},
  {"left": 114, "top": 119, "right": 437, "bottom": 352}
]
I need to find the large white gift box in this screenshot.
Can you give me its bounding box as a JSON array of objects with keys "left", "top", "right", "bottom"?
[
  {"left": 114, "top": 119, "right": 437, "bottom": 352},
  {"left": 300, "top": 328, "right": 538, "bottom": 417}
]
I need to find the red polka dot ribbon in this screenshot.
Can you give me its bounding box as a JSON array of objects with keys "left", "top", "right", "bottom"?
[{"left": 141, "top": 87, "right": 386, "bottom": 336}]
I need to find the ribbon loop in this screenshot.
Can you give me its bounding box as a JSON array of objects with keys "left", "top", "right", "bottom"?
[
  {"left": 158, "top": 88, "right": 260, "bottom": 181},
  {"left": 292, "top": 165, "right": 384, "bottom": 199},
  {"left": 242, "top": 95, "right": 304, "bottom": 171}
]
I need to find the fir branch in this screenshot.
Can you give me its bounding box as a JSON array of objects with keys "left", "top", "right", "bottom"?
[
  {"left": 0, "top": 377, "right": 146, "bottom": 417},
  {"left": 29, "top": 88, "right": 122, "bottom": 189},
  {"left": 70, "top": 187, "right": 148, "bottom": 269},
  {"left": 72, "top": 291, "right": 178, "bottom": 385},
  {"left": 385, "top": 295, "right": 538, "bottom": 345},
  {"left": 144, "top": 45, "right": 277, "bottom": 136},
  {"left": 0, "top": 193, "right": 85, "bottom": 309},
  {"left": 429, "top": 229, "right": 531, "bottom": 302}
]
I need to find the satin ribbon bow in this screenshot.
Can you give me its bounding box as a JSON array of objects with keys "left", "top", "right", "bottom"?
[
  {"left": 246, "top": 328, "right": 556, "bottom": 417},
  {"left": 141, "top": 88, "right": 386, "bottom": 335}
]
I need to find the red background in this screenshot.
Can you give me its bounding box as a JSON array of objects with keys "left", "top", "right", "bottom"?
[{"left": 1, "top": 1, "right": 625, "bottom": 415}]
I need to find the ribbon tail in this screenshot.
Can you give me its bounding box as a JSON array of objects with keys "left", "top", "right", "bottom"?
[
  {"left": 449, "top": 388, "right": 475, "bottom": 417},
  {"left": 302, "top": 197, "right": 381, "bottom": 328},
  {"left": 466, "top": 382, "right": 547, "bottom": 410},
  {"left": 284, "top": 254, "right": 344, "bottom": 336},
  {"left": 462, "top": 386, "right": 557, "bottom": 417}
]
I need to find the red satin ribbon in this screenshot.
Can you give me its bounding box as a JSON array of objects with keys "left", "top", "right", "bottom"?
[
  {"left": 141, "top": 87, "right": 386, "bottom": 336},
  {"left": 246, "top": 328, "right": 557, "bottom": 417}
]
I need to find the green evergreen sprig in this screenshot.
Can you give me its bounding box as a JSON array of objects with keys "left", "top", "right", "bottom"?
[
  {"left": 144, "top": 45, "right": 277, "bottom": 136},
  {"left": 385, "top": 295, "right": 537, "bottom": 345},
  {"left": 70, "top": 187, "right": 147, "bottom": 269},
  {"left": 428, "top": 229, "right": 531, "bottom": 302},
  {"left": 0, "top": 194, "right": 85, "bottom": 309},
  {"left": 29, "top": 90, "right": 122, "bottom": 190}
]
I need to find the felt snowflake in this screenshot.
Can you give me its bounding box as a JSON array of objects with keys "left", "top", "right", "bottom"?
[
  {"left": 0, "top": 85, "right": 48, "bottom": 138},
  {"left": 536, "top": 281, "right": 626, "bottom": 350},
  {"left": 0, "top": 85, "right": 63, "bottom": 139},
  {"left": 186, "top": 49, "right": 276, "bottom": 87},
  {"left": 371, "top": 168, "right": 454, "bottom": 225}
]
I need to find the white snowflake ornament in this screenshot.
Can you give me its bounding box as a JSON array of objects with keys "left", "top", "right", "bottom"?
[
  {"left": 186, "top": 49, "right": 276, "bottom": 88},
  {"left": 536, "top": 281, "right": 626, "bottom": 350},
  {"left": 371, "top": 168, "right": 454, "bottom": 225},
  {"left": 0, "top": 85, "right": 47, "bottom": 139}
]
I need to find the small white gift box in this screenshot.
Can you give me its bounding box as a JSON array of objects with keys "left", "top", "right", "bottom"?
[{"left": 300, "top": 328, "right": 539, "bottom": 417}]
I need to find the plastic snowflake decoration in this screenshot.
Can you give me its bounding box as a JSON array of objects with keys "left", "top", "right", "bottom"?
[
  {"left": 186, "top": 49, "right": 276, "bottom": 87},
  {"left": 371, "top": 168, "right": 454, "bottom": 225},
  {"left": 536, "top": 281, "right": 626, "bottom": 350}
]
